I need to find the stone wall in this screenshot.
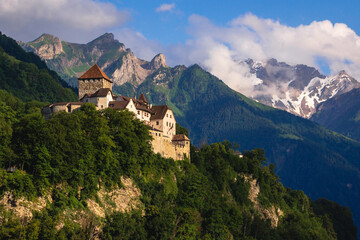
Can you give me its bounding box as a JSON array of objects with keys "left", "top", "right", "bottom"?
[
  {"left": 150, "top": 130, "right": 190, "bottom": 161},
  {"left": 78, "top": 78, "right": 112, "bottom": 99},
  {"left": 41, "top": 103, "right": 83, "bottom": 119}
]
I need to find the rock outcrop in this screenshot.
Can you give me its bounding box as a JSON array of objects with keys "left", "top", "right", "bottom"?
[{"left": 244, "top": 174, "right": 283, "bottom": 228}]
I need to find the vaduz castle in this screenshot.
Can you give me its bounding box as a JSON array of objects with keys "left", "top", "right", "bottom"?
[{"left": 42, "top": 64, "right": 190, "bottom": 161}]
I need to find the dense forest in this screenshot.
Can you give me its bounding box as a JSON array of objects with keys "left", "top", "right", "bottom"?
[
  {"left": 0, "top": 32, "right": 77, "bottom": 103},
  {"left": 0, "top": 89, "right": 357, "bottom": 239}
]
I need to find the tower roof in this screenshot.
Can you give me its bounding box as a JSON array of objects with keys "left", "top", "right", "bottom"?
[
  {"left": 138, "top": 93, "right": 148, "bottom": 103},
  {"left": 78, "top": 64, "right": 112, "bottom": 82}
]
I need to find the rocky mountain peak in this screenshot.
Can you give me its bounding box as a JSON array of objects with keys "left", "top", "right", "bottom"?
[
  {"left": 150, "top": 53, "right": 167, "bottom": 69},
  {"left": 35, "top": 33, "right": 61, "bottom": 43},
  {"left": 87, "top": 33, "right": 116, "bottom": 45},
  {"left": 24, "top": 33, "right": 63, "bottom": 60}
]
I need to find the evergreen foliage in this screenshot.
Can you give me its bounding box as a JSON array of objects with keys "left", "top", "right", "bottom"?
[
  {"left": 0, "top": 91, "right": 356, "bottom": 239},
  {"left": 0, "top": 32, "right": 77, "bottom": 102},
  {"left": 137, "top": 64, "right": 360, "bottom": 229}
]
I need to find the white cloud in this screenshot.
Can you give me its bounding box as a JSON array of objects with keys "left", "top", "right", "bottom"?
[
  {"left": 113, "top": 28, "right": 165, "bottom": 61},
  {"left": 110, "top": 13, "right": 360, "bottom": 96},
  {"left": 0, "top": 0, "right": 129, "bottom": 42},
  {"left": 164, "top": 14, "right": 360, "bottom": 96},
  {"left": 156, "top": 3, "right": 175, "bottom": 13}
]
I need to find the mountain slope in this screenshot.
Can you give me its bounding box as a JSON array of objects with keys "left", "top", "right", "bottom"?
[
  {"left": 20, "top": 33, "right": 167, "bottom": 88},
  {"left": 311, "top": 88, "right": 360, "bottom": 141},
  {"left": 21, "top": 33, "right": 360, "bottom": 230},
  {"left": 0, "top": 95, "right": 357, "bottom": 239},
  {"left": 244, "top": 59, "right": 360, "bottom": 118},
  {"left": 136, "top": 64, "right": 360, "bottom": 230},
  {"left": 0, "top": 32, "right": 77, "bottom": 102}
]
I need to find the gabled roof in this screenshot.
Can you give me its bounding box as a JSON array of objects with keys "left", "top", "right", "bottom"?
[
  {"left": 172, "top": 134, "right": 190, "bottom": 141},
  {"left": 108, "top": 101, "right": 129, "bottom": 110},
  {"left": 90, "top": 88, "right": 112, "bottom": 98},
  {"left": 150, "top": 105, "right": 171, "bottom": 120},
  {"left": 138, "top": 93, "right": 148, "bottom": 103},
  {"left": 78, "top": 64, "right": 112, "bottom": 82},
  {"left": 118, "top": 95, "right": 152, "bottom": 113}
]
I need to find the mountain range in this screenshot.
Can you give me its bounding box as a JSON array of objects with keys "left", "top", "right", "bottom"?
[
  {"left": 243, "top": 59, "right": 360, "bottom": 118},
  {"left": 19, "top": 33, "right": 360, "bottom": 231},
  {"left": 20, "top": 33, "right": 167, "bottom": 92},
  {"left": 20, "top": 33, "right": 360, "bottom": 119},
  {"left": 311, "top": 87, "right": 360, "bottom": 141}
]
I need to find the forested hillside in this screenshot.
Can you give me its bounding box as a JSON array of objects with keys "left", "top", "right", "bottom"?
[
  {"left": 311, "top": 88, "right": 360, "bottom": 142},
  {"left": 0, "top": 91, "right": 356, "bottom": 239},
  {"left": 134, "top": 64, "right": 360, "bottom": 230},
  {"left": 0, "top": 32, "right": 77, "bottom": 102}
]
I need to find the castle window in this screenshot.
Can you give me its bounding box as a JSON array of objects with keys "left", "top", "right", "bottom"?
[
  {"left": 101, "top": 105, "right": 103, "bottom": 108},
  {"left": 67, "top": 105, "right": 71, "bottom": 113},
  {"left": 86, "top": 99, "right": 88, "bottom": 102},
  {"left": 166, "top": 114, "right": 168, "bottom": 117},
  {"left": 138, "top": 111, "right": 140, "bottom": 115},
  {"left": 170, "top": 115, "right": 172, "bottom": 118},
  {"left": 156, "top": 121, "right": 159, "bottom": 125}
]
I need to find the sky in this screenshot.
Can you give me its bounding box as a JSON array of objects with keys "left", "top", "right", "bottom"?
[{"left": 1, "top": 0, "right": 360, "bottom": 95}]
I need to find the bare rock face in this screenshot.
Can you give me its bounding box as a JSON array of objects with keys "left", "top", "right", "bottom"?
[
  {"left": 0, "top": 191, "right": 52, "bottom": 222},
  {"left": 21, "top": 33, "right": 169, "bottom": 88},
  {"left": 111, "top": 51, "right": 153, "bottom": 86},
  {"left": 86, "top": 177, "right": 142, "bottom": 218},
  {"left": 243, "top": 174, "right": 283, "bottom": 228},
  {"left": 150, "top": 53, "right": 167, "bottom": 70},
  {"left": 25, "top": 34, "right": 63, "bottom": 60}
]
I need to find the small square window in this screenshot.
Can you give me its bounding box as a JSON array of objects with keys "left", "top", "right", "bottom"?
[{"left": 156, "top": 121, "right": 159, "bottom": 125}]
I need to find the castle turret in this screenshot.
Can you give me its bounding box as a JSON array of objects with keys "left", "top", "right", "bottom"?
[{"left": 78, "top": 64, "right": 113, "bottom": 99}]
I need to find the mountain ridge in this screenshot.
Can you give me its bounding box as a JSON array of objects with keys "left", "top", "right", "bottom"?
[
  {"left": 243, "top": 58, "right": 360, "bottom": 118},
  {"left": 19, "top": 33, "right": 360, "bottom": 231},
  {"left": 20, "top": 33, "right": 168, "bottom": 88}
]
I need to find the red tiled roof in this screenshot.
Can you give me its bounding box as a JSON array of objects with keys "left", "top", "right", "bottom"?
[
  {"left": 172, "top": 134, "right": 190, "bottom": 141},
  {"left": 138, "top": 93, "right": 148, "bottom": 103},
  {"left": 78, "top": 64, "right": 112, "bottom": 82},
  {"left": 150, "top": 105, "right": 170, "bottom": 120}
]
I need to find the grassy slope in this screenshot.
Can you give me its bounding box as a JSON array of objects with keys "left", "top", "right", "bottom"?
[{"left": 138, "top": 64, "right": 360, "bottom": 229}]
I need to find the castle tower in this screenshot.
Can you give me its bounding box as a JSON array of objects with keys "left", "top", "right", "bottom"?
[{"left": 78, "top": 64, "right": 113, "bottom": 99}]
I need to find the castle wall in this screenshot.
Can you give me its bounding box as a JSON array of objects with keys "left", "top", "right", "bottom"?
[
  {"left": 41, "top": 103, "right": 83, "bottom": 120},
  {"left": 97, "top": 92, "right": 113, "bottom": 109},
  {"left": 150, "top": 130, "right": 190, "bottom": 161},
  {"left": 78, "top": 78, "right": 113, "bottom": 99}
]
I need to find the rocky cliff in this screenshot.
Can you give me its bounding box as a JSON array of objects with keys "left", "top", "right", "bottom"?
[{"left": 20, "top": 33, "right": 168, "bottom": 88}]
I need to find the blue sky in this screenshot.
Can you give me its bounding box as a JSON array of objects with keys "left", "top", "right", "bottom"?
[
  {"left": 113, "top": 0, "right": 360, "bottom": 45},
  {"left": 1, "top": 0, "right": 360, "bottom": 94}
]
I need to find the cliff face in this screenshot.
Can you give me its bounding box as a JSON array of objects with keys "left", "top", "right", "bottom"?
[
  {"left": 0, "top": 177, "right": 142, "bottom": 230},
  {"left": 20, "top": 33, "right": 168, "bottom": 88}
]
